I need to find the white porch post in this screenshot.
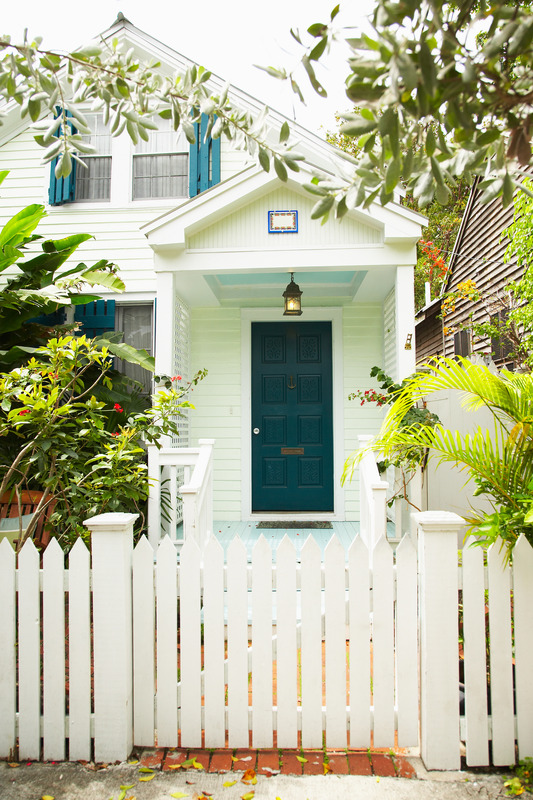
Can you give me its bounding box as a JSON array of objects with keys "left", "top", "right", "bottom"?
[
  {"left": 395, "top": 265, "right": 416, "bottom": 380},
  {"left": 84, "top": 513, "right": 137, "bottom": 762},
  {"left": 155, "top": 271, "right": 176, "bottom": 378},
  {"left": 416, "top": 510, "right": 464, "bottom": 770}
]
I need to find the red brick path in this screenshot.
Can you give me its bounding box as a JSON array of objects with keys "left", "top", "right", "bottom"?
[{"left": 137, "top": 747, "right": 417, "bottom": 778}]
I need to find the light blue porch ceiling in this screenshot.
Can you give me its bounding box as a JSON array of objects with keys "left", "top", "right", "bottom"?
[{"left": 203, "top": 269, "right": 368, "bottom": 306}]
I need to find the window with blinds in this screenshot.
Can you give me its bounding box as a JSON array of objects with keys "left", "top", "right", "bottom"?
[
  {"left": 74, "top": 114, "right": 112, "bottom": 201},
  {"left": 132, "top": 121, "right": 189, "bottom": 200}
]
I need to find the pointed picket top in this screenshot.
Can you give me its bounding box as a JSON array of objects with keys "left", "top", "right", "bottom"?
[
  {"left": 252, "top": 533, "right": 272, "bottom": 563},
  {"left": 513, "top": 534, "right": 533, "bottom": 564},
  {"left": 42, "top": 536, "right": 64, "bottom": 566},
  {"left": 157, "top": 534, "right": 177, "bottom": 563},
  {"left": 204, "top": 533, "right": 224, "bottom": 561},
  {"left": 180, "top": 535, "right": 202, "bottom": 566},
  {"left": 396, "top": 532, "right": 416, "bottom": 559},
  {"left": 134, "top": 534, "right": 154, "bottom": 558},
  {"left": 300, "top": 534, "right": 322, "bottom": 560},
  {"left": 373, "top": 534, "right": 393, "bottom": 560},
  {"left": 227, "top": 534, "right": 247, "bottom": 563},
  {"left": 348, "top": 533, "right": 369, "bottom": 562},
  {"left": 277, "top": 534, "right": 297, "bottom": 561},
  {"left": 0, "top": 536, "right": 16, "bottom": 562},
  {"left": 69, "top": 535, "right": 90, "bottom": 563},
  {"left": 487, "top": 537, "right": 509, "bottom": 572},
  {"left": 18, "top": 536, "right": 39, "bottom": 566},
  {"left": 324, "top": 533, "right": 343, "bottom": 561}
]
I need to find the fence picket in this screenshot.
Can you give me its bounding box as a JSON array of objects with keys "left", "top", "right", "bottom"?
[
  {"left": 156, "top": 536, "right": 179, "bottom": 747},
  {"left": 348, "top": 535, "right": 371, "bottom": 747},
  {"left": 226, "top": 537, "right": 249, "bottom": 746},
  {"left": 0, "top": 540, "right": 16, "bottom": 757},
  {"left": 133, "top": 536, "right": 156, "bottom": 746},
  {"left": 372, "top": 536, "right": 395, "bottom": 747},
  {"left": 68, "top": 538, "right": 91, "bottom": 762},
  {"left": 512, "top": 536, "right": 533, "bottom": 760},
  {"left": 251, "top": 535, "right": 273, "bottom": 747},
  {"left": 462, "top": 537, "right": 489, "bottom": 766},
  {"left": 18, "top": 539, "right": 41, "bottom": 760},
  {"left": 276, "top": 536, "right": 298, "bottom": 747},
  {"left": 180, "top": 537, "right": 203, "bottom": 746},
  {"left": 324, "top": 535, "right": 347, "bottom": 747},
  {"left": 203, "top": 536, "right": 225, "bottom": 748},
  {"left": 43, "top": 539, "right": 66, "bottom": 761},
  {"left": 487, "top": 539, "right": 515, "bottom": 765},
  {"left": 395, "top": 534, "right": 418, "bottom": 747},
  {"left": 300, "top": 535, "right": 323, "bottom": 748}
]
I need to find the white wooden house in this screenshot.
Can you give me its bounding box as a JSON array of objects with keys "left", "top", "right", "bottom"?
[{"left": 0, "top": 16, "right": 425, "bottom": 539}]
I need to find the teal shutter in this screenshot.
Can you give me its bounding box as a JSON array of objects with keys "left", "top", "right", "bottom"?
[
  {"left": 48, "top": 110, "right": 77, "bottom": 206},
  {"left": 74, "top": 300, "right": 115, "bottom": 338},
  {"left": 29, "top": 308, "right": 66, "bottom": 326},
  {"left": 189, "top": 113, "right": 221, "bottom": 197}
]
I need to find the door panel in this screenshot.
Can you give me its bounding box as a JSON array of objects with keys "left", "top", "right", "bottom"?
[{"left": 251, "top": 321, "right": 333, "bottom": 512}]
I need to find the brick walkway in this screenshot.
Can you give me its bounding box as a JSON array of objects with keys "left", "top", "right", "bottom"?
[{"left": 137, "top": 747, "right": 417, "bottom": 778}]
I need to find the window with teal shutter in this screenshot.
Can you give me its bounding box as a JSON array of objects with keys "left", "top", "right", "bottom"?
[
  {"left": 74, "top": 299, "right": 116, "bottom": 338},
  {"left": 48, "top": 110, "right": 77, "bottom": 206},
  {"left": 189, "top": 114, "right": 221, "bottom": 197}
]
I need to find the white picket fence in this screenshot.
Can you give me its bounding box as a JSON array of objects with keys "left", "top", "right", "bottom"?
[{"left": 1, "top": 511, "right": 533, "bottom": 769}]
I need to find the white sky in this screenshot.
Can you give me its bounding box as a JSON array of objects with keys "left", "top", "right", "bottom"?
[{"left": 1, "top": 0, "right": 375, "bottom": 136}]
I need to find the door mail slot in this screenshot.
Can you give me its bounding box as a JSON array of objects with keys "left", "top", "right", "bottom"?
[{"left": 281, "top": 447, "right": 304, "bottom": 455}]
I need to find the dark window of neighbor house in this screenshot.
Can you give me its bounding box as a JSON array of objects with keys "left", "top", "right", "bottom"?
[
  {"left": 454, "top": 328, "right": 471, "bottom": 357},
  {"left": 490, "top": 311, "right": 514, "bottom": 367},
  {"left": 133, "top": 120, "right": 189, "bottom": 200}
]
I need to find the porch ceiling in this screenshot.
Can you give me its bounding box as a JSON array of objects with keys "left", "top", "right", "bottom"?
[{"left": 169, "top": 265, "right": 398, "bottom": 307}]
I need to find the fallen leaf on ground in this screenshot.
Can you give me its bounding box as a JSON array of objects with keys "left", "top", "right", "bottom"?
[
  {"left": 242, "top": 769, "right": 256, "bottom": 783},
  {"left": 41, "top": 796, "right": 54, "bottom": 800},
  {"left": 169, "top": 793, "right": 189, "bottom": 798},
  {"left": 167, "top": 764, "right": 183, "bottom": 769},
  {"left": 296, "top": 756, "right": 308, "bottom": 763},
  {"left": 120, "top": 785, "right": 136, "bottom": 791},
  {"left": 193, "top": 761, "right": 204, "bottom": 770},
  {"left": 223, "top": 781, "right": 237, "bottom": 787},
  {"left": 138, "top": 767, "right": 155, "bottom": 773},
  {"left": 231, "top": 756, "right": 238, "bottom": 762},
  {"left": 323, "top": 762, "right": 332, "bottom": 775},
  {"left": 241, "top": 793, "right": 255, "bottom": 800},
  {"left": 128, "top": 759, "right": 139, "bottom": 765},
  {"left": 7, "top": 763, "right": 19, "bottom": 768},
  {"left": 139, "top": 774, "right": 156, "bottom": 782}
]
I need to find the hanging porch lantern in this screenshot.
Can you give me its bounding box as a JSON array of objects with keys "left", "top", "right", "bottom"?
[{"left": 282, "top": 272, "right": 303, "bottom": 316}]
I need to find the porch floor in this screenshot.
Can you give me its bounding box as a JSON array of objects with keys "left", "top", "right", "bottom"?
[{"left": 176, "top": 519, "right": 397, "bottom": 560}]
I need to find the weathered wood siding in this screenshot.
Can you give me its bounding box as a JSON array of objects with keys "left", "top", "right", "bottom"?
[{"left": 415, "top": 300, "right": 443, "bottom": 365}]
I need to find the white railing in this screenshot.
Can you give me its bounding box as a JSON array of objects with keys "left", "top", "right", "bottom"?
[
  {"left": 357, "top": 435, "right": 388, "bottom": 560},
  {"left": 147, "top": 438, "right": 214, "bottom": 551}
]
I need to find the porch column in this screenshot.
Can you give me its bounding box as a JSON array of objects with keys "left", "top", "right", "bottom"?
[
  {"left": 155, "top": 271, "right": 176, "bottom": 378},
  {"left": 395, "top": 265, "right": 416, "bottom": 380}
]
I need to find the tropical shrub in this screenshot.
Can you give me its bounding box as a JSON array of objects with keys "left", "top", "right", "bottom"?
[{"left": 351, "top": 357, "right": 533, "bottom": 557}]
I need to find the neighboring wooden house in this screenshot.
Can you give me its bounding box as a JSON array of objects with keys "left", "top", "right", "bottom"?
[
  {"left": 415, "top": 179, "right": 520, "bottom": 368},
  {"left": 0, "top": 16, "right": 425, "bottom": 528}
]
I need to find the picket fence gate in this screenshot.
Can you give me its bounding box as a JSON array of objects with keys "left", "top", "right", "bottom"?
[{"left": 0, "top": 511, "right": 533, "bottom": 770}]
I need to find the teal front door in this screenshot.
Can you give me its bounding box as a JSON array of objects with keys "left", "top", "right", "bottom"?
[{"left": 251, "top": 321, "right": 334, "bottom": 512}]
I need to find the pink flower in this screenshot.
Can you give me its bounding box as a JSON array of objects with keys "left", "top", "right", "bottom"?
[
  {"left": 171, "top": 375, "right": 182, "bottom": 382},
  {"left": 114, "top": 403, "right": 123, "bottom": 413}
]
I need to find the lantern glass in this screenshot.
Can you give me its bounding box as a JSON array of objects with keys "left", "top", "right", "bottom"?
[{"left": 282, "top": 273, "right": 302, "bottom": 316}]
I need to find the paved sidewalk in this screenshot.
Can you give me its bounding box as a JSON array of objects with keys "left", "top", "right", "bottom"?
[{"left": 0, "top": 748, "right": 512, "bottom": 800}]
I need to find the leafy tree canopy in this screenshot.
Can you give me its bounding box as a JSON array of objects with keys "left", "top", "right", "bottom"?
[{"left": 1, "top": 1, "right": 533, "bottom": 220}]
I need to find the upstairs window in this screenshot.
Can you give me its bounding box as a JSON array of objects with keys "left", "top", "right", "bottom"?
[
  {"left": 454, "top": 328, "right": 470, "bottom": 358},
  {"left": 133, "top": 121, "right": 189, "bottom": 200},
  {"left": 74, "top": 114, "right": 112, "bottom": 201}
]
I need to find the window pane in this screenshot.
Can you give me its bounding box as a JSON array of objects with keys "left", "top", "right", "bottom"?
[
  {"left": 132, "top": 154, "right": 188, "bottom": 199},
  {"left": 75, "top": 156, "right": 112, "bottom": 200},
  {"left": 115, "top": 305, "right": 153, "bottom": 394}
]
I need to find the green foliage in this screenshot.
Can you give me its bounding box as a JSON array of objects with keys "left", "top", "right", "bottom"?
[
  {"left": 505, "top": 758, "right": 533, "bottom": 796},
  {"left": 355, "top": 357, "right": 533, "bottom": 557},
  {"left": 0, "top": 335, "right": 206, "bottom": 549}
]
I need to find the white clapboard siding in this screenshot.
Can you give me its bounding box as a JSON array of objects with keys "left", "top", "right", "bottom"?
[
  {"left": 462, "top": 537, "right": 489, "bottom": 766},
  {"left": 226, "top": 537, "right": 249, "bottom": 747},
  {"left": 18, "top": 540, "right": 41, "bottom": 760},
  {"left": 348, "top": 535, "right": 371, "bottom": 747},
  {"left": 156, "top": 536, "right": 179, "bottom": 747},
  {"left": 0, "top": 539, "right": 16, "bottom": 757},
  {"left": 133, "top": 536, "right": 156, "bottom": 746},
  {"left": 513, "top": 536, "right": 533, "bottom": 760},
  {"left": 179, "top": 537, "right": 203, "bottom": 746},
  {"left": 487, "top": 540, "right": 515, "bottom": 765},
  {"left": 251, "top": 536, "right": 273, "bottom": 747},
  {"left": 203, "top": 536, "right": 226, "bottom": 748},
  {"left": 68, "top": 539, "right": 92, "bottom": 762},
  {"left": 372, "top": 535, "right": 395, "bottom": 746},
  {"left": 300, "top": 536, "right": 323, "bottom": 748},
  {"left": 395, "top": 534, "right": 418, "bottom": 746},
  {"left": 43, "top": 539, "right": 66, "bottom": 761},
  {"left": 276, "top": 536, "right": 298, "bottom": 748},
  {"left": 324, "top": 535, "right": 347, "bottom": 748}
]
